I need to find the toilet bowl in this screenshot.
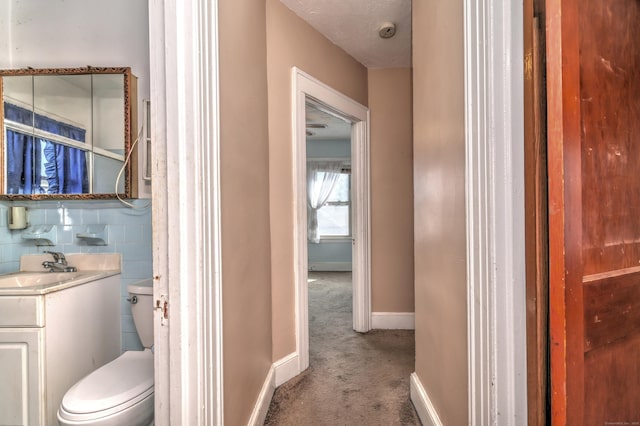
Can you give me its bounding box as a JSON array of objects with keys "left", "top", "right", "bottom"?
[{"left": 58, "top": 279, "right": 154, "bottom": 426}]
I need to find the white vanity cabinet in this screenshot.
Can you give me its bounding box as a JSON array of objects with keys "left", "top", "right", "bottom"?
[
  {"left": 0, "top": 273, "right": 121, "bottom": 426},
  {"left": 0, "top": 327, "right": 43, "bottom": 426}
]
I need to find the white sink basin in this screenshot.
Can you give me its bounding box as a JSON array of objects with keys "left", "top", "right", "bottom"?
[
  {"left": 0, "top": 272, "right": 84, "bottom": 288},
  {"left": 0, "top": 254, "right": 122, "bottom": 296}
]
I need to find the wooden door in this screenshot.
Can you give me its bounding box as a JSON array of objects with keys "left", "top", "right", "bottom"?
[
  {"left": 547, "top": 0, "right": 640, "bottom": 424},
  {"left": 525, "top": 0, "right": 548, "bottom": 423}
]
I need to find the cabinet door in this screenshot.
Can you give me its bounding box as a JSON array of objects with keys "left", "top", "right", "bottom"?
[{"left": 0, "top": 328, "right": 44, "bottom": 426}]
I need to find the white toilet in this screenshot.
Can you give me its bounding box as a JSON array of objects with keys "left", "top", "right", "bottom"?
[{"left": 58, "top": 279, "right": 155, "bottom": 426}]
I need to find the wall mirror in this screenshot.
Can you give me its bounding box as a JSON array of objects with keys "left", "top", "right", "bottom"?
[{"left": 0, "top": 67, "right": 137, "bottom": 199}]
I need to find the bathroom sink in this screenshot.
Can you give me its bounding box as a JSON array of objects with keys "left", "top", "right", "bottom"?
[
  {"left": 0, "top": 254, "right": 121, "bottom": 296},
  {"left": 0, "top": 271, "right": 84, "bottom": 288}
]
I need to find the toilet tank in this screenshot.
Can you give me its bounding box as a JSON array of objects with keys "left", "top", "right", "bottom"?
[{"left": 127, "top": 279, "right": 154, "bottom": 348}]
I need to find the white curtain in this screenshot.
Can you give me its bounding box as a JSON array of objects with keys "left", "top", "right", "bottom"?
[{"left": 307, "top": 161, "right": 343, "bottom": 243}]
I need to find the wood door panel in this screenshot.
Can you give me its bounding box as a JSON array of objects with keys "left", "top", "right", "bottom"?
[
  {"left": 584, "top": 333, "right": 640, "bottom": 425},
  {"left": 548, "top": 0, "right": 640, "bottom": 423},
  {"left": 580, "top": 0, "right": 640, "bottom": 276},
  {"left": 584, "top": 245, "right": 640, "bottom": 277},
  {"left": 584, "top": 269, "right": 640, "bottom": 352}
]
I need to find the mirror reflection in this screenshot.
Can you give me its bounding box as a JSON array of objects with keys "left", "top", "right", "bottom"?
[{"left": 0, "top": 67, "right": 135, "bottom": 198}]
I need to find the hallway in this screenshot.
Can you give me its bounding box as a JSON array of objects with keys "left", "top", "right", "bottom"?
[{"left": 264, "top": 272, "right": 420, "bottom": 425}]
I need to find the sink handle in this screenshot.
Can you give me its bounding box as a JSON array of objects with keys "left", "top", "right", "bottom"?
[{"left": 44, "top": 251, "right": 67, "bottom": 265}]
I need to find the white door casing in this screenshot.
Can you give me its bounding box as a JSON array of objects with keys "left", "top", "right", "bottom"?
[
  {"left": 292, "top": 67, "right": 371, "bottom": 372},
  {"left": 463, "top": 0, "right": 527, "bottom": 423},
  {"left": 149, "top": 0, "right": 223, "bottom": 424}
]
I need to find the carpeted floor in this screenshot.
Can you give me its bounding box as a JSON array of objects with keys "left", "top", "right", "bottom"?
[{"left": 264, "top": 271, "right": 421, "bottom": 425}]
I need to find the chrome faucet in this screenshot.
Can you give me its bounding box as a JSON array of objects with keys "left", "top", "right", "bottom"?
[{"left": 42, "top": 251, "right": 77, "bottom": 272}]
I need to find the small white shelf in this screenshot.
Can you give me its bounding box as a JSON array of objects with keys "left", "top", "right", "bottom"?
[
  {"left": 76, "top": 225, "right": 108, "bottom": 246},
  {"left": 22, "top": 225, "right": 57, "bottom": 246}
]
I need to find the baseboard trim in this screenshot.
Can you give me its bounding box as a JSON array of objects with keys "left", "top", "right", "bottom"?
[
  {"left": 274, "top": 352, "right": 300, "bottom": 387},
  {"left": 247, "top": 364, "right": 275, "bottom": 426},
  {"left": 371, "top": 312, "right": 415, "bottom": 330},
  {"left": 308, "top": 262, "right": 352, "bottom": 272},
  {"left": 410, "top": 372, "right": 443, "bottom": 426}
]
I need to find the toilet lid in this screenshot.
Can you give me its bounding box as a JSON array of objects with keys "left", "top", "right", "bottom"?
[{"left": 61, "top": 350, "right": 154, "bottom": 415}]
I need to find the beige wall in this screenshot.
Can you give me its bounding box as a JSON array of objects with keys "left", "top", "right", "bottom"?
[
  {"left": 219, "top": 0, "right": 273, "bottom": 424},
  {"left": 266, "top": 0, "right": 368, "bottom": 360},
  {"left": 368, "top": 68, "right": 415, "bottom": 313},
  {"left": 412, "top": 0, "right": 468, "bottom": 424}
]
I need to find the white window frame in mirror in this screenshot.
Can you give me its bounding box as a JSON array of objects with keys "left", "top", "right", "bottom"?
[{"left": 0, "top": 66, "right": 138, "bottom": 200}]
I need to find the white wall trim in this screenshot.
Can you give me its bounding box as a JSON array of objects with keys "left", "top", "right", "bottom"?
[
  {"left": 410, "top": 372, "right": 443, "bottom": 426},
  {"left": 150, "top": 0, "right": 223, "bottom": 424},
  {"left": 308, "top": 262, "right": 352, "bottom": 272},
  {"left": 463, "top": 0, "right": 527, "bottom": 424},
  {"left": 274, "top": 352, "right": 300, "bottom": 387},
  {"left": 247, "top": 365, "right": 276, "bottom": 426},
  {"left": 292, "top": 67, "right": 371, "bottom": 373},
  {"left": 371, "top": 312, "right": 415, "bottom": 330}
]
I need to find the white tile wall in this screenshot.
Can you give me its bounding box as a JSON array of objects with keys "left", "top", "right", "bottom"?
[{"left": 0, "top": 200, "right": 152, "bottom": 351}]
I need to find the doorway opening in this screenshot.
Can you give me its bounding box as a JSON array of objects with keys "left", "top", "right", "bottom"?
[
  {"left": 292, "top": 67, "right": 370, "bottom": 373},
  {"left": 305, "top": 100, "right": 354, "bottom": 369}
]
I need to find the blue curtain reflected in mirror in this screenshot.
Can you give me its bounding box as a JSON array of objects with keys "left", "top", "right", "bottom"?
[{"left": 4, "top": 103, "right": 88, "bottom": 194}]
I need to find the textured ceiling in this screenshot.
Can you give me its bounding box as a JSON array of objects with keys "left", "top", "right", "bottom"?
[
  {"left": 280, "top": 0, "right": 412, "bottom": 68},
  {"left": 306, "top": 103, "right": 351, "bottom": 141}
]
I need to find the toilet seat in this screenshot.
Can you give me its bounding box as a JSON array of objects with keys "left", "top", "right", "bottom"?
[{"left": 58, "top": 350, "right": 154, "bottom": 423}]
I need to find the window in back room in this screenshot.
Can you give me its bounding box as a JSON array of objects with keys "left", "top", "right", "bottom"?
[{"left": 316, "top": 169, "right": 351, "bottom": 238}]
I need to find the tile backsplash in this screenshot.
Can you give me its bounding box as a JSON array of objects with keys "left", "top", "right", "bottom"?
[{"left": 0, "top": 199, "right": 152, "bottom": 351}]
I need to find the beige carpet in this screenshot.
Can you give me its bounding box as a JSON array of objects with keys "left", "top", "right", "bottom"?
[{"left": 264, "top": 271, "right": 421, "bottom": 425}]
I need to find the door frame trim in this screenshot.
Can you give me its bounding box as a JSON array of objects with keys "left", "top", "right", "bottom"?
[
  {"left": 463, "top": 0, "right": 527, "bottom": 423},
  {"left": 292, "top": 67, "right": 371, "bottom": 372},
  {"left": 545, "top": 0, "right": 583, "bottom": 422},
  {"left": 150, "top": 0, "right": 224, "bottom": 424}
]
